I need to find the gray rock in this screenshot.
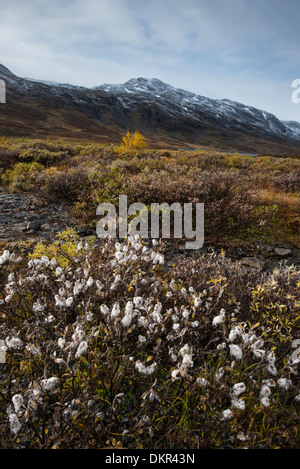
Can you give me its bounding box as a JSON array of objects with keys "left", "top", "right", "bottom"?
[
  {"left": 27, "top": 220, "right": 42, "bottom": 231},
  {"left": 241, "top": 257, "right": 265, "bottom": 269},
  {"left": 257, "top": 244, "right": 273, "bottom": 252},
  {"left": 274, "top": 248, "right": 292, "bottom": 257},
  {"left": 13, "top": 223, "right": 28, "bottom": 232},
  {"left": 14, "top": 211, "right": 28, "bottom": 220}
]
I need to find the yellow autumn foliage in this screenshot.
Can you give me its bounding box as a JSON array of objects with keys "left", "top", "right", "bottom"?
[{"left": 114, "top": 131, "right": 147, "bottom": 156}]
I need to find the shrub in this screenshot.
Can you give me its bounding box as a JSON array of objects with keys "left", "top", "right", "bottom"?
[
  {"left": 114, "top": 131, "right": 147, "bottom": 156},
  {"left": 1, "top": 136, "right": 12, "bottom": 145},
  {"left": 1, "top": 162, "right": 44, "bottom": 192},
  {"left": 18, "top": 149, "right": 67, "bottom": 166},
  {"left": 0, "top": 149, "right": 20, "bottom": 172},
  {"left": 29, "top": 228, "right": 83, "bottom": 268},
  {"left": 38, "top": 167, "right": 91, "bottom": 203},
  {"left": 1, "top": 139, "right": 299, "bottom": 248},
  {"left": 0, "top": 235, "right": 299, "bottom": 449},
  {"left": 272, "top": 170, "right": 300, "bottom": 194}
]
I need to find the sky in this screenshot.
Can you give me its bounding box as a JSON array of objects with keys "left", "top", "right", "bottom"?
[{"left": 1, "top": 0, "right": 300, "bottom": 122}]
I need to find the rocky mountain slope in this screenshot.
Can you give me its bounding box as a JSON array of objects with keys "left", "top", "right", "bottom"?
[{"left": 1, "top": 64, "right": 300, "bottom": 153}]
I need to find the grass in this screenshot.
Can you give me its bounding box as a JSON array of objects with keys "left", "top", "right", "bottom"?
[{"left": 0, "top": 137, "right": 299, "bottom": 449}]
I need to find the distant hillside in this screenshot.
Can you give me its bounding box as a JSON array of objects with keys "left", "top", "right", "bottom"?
[{"left": 1, "top": 64, "right": 300, "bottom": 154}]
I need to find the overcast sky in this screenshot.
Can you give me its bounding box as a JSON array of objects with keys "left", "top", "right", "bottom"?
[{"left": 1, "top": 0, "right": 300, "bottom": 122}]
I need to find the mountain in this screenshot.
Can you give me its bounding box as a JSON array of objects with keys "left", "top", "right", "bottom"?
[
  {"left": 1, "top": 64, "right": 300, "bottom": 154},
  {"left": 0, "top": 64, "right": 16, "bottom": 77},
  {"left": 281, "top": 120, "right": 300, "bottom": 140}
]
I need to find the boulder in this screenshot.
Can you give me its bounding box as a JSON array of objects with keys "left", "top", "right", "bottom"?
[{"left": 274, "top": 248, "right": 292, "bottom": 257}]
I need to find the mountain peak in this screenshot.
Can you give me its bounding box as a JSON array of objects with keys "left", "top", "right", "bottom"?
[
  {"left": 93, "top": 77, "right": 171, "bottom": 94},
  {"left": 125, "top": 77, "right": 166, "bottom": 87}
]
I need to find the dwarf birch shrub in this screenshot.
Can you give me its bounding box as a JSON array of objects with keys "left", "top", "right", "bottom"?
[
  {"left": 114, "top": 131, "right": 147, "bottom": 157},
  {"left": 1, "top": 162, "right": 44, "bottom": 192}
]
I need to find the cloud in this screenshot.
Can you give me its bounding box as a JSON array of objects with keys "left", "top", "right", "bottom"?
[
  {"left": 0, "top": 0, "right": 299, "bottom": 121},
  {"left": 2, "top": 0, "right": 299, "bottom": 68}
]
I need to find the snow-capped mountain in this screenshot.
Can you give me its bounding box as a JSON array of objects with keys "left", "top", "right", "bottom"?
[
  {"left": 282, "top": 120, "right": 300, "bottom": 140},
  {"left": 94, "top": 77, "right": 299, "bottom": 142},
  {"left": 1, "top": 65, "right": 300, "bottom": 154}
]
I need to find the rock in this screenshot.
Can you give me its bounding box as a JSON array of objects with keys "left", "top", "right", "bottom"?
[
  {"left": 27, "top": 220, "right": 42, "bottom": 231},
  {"left": 0, "top": 188, "right": 77, "bottom": 241},
  {"left": 14, "top": 211, "right": 28, "bottom": 220},
  {"left": 241, "top": 257, "right": 265, "bottom": 270},
  {"left": 257, "top": 244, "right": 273, "bottom": 253},
  {"left": 274, "top": 248, "right": 292, "bottom": 257},
  {"left": 13, "top": 223, "right": 28, "bottom": 232},
  {"left": 77, "top": 227, "right": 95, "bottom": 237}
]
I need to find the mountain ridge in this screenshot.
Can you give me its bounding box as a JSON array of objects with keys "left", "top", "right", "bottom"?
[{"left": 1, "top": 64, "right": 300, "bottom": 154}]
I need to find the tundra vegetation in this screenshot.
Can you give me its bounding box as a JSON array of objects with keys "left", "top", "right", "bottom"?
[{"left": 0, "top": 135, "right": 299, "bottom": 449}]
